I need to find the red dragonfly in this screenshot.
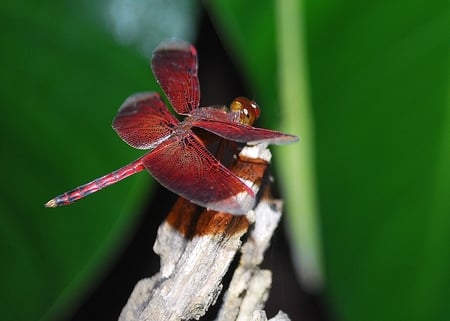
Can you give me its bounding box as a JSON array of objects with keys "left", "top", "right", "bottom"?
[{"left": 45, "top": 39, "right": 298, "bottom": 214}]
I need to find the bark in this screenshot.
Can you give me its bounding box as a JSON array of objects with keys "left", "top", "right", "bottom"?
[{"left": 119, "top": 144, "right": 291, "bottom": 321}]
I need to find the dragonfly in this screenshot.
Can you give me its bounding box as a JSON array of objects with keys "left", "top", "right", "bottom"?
[{"left": 45, "top": 39, "right": 298, "bottom": 215}]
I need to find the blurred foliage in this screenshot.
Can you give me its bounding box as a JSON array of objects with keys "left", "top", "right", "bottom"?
[
  {"left": 208, "top": 1, "right": 450, "bottom": 321},
  {"left": 1, "top": 0, "right": 450, "bottom": 321},
  {"left": 0, "top": 1, "right": 194, "bottom": 320}
]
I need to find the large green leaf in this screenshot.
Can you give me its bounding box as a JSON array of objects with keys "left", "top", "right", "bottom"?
[
  {"left": 207, "top": 0, "right": 450, "bottom": 321},
  {"left": 308, "top": 1, "right": 450, "bottom": 320},
  {"left": 0, "top": 1, "right": 198, "bottom": 320}
]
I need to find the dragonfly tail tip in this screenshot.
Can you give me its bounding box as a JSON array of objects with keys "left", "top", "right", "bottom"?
[{"left": 45, "top": 199, "right": 57, "bottom": 208}]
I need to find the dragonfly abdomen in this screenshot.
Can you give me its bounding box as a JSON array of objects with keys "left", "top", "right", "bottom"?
[{"left": 45, "top": 159, "right": 145, "bottom": 207}]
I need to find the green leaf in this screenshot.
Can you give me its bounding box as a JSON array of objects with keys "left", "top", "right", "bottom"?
[
  {"left": 309, "top": 1, "right": 450, "bottom": 320},
  {"left": 0, "top": 1, "right": 199, "bottom": 320},
  {"left": 207, "top": 0, "right": 450, "bottom": 320}
]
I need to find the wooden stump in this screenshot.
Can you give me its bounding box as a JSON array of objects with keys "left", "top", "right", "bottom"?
[{"left": 119, "top": 144, "right": 291, "bottom": 321}]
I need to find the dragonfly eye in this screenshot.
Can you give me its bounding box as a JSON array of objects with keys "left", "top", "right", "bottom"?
[{"left": 230, "top": 97, "right": 261, "bottom": 126}]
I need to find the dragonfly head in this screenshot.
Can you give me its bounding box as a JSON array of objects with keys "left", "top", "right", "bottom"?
[{"left": 230, "top": 97, "right": 261, "bottom": 126}]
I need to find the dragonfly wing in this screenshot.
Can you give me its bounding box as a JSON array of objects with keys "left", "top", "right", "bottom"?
[
  {"left": 112, "top": 92, "right": 178, "bottom": 150},
  {"left": 192, "top": 119, "right": 299, "bottom": 145},
  {"left": 151, "top": 39, "right": 200, "bottom": 115},
  {"left": 141, "top": 134, "right": 255, "bottom": 215}
]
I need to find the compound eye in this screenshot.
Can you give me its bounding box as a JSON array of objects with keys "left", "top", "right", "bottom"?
[{"left": 230, "top": 97, "right": 261, "bottom": 125}]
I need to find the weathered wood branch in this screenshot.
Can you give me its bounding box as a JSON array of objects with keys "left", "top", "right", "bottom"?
[{"left": 119, "top": 144, "right": 291, "bottom": 321}]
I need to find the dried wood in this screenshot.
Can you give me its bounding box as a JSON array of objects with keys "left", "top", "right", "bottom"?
[{"left": 119, "top": 144, "right": 291, "bottom": 321}]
